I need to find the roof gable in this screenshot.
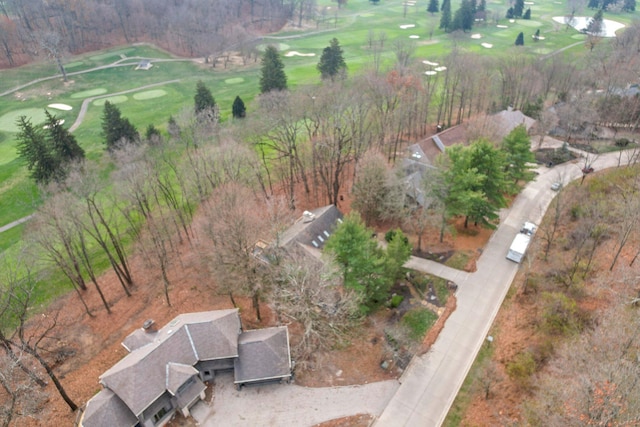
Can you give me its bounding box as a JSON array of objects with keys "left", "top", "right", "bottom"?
[
  {"left": 81, "top": 389, "right": 137, "bottom": 427},
  {"left": 166, "top": 363, "right": 198, "bottom": 395},
  {"left": 234, "top": 327, "right": 291, "bottom": 384}
]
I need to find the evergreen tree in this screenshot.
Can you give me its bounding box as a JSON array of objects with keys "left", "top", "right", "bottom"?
[
  {"left": 145, "top": 124, "right": 161, "bottom": 144},
  {"left": 101, "top": 101, "right": 139, "bottom": 151},
  {"left": 506, "top": 7, "right": 515, "bottom": 18},
  {"left": 317, "top": 38, "right": 347, "bottom": 81},
  {"left": 515, "top": 31, "right": 525, "bottom": 45},
  {"left": 585, "top": 8, "right": 604, "bottom": 35},
  {"left": 514, "top": 0, "right": 525, "bottom": 16},
  {"left": 451, "top": 0, "right": 474, "bottom": 31},
  {"left": 439, "top": 0, "right": 452, "bottom": 30},
  {"left": 502, "top": 125, "right": 536, "bottom": 186},
  {"left": 232, "top": 96, "right": 247, "bottom": 118},
  {"left": 523, "top": 8, "right": 531, "bottom": 19},
  {"left": 16, "top": 112, "right": 85, "bottom": 184},
  {"left": 427, "top": 0, "right": 440, "bottom": 14},
  {"left": 588, "top": 0, "right": 601, "bottom": 8},
  {"left": 194, "top": 80, "right": 216, "bottom": 114},
  {"left": 534, "top": 28, "right": 541, "bottom": 40},
  {"left": 325, "top": 212, "right": 389, "bottom": 313},
  {"left": 259, "top": 45, "right": 288, "bottom": 93},
  {"left": 43, "top": 110, "right": 84, "bottom": 165},
  {"left": 622, "top": 0, "right": 635, "bottom": 11},
  {"left": 478, "top": 0, "right": 486, "bottom": 12},
  {"left": 16, "top": 116, "right": 58, "bottom": 184}
]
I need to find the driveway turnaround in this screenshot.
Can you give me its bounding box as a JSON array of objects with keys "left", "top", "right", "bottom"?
[
  {"left": 375, "top": 151, "right": 629, "bottom": 426},
  {"left": 200, "top": 372, "right": 399, "bottom": 426}
]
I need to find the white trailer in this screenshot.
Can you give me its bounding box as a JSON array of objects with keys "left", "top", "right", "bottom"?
[{"left": 506, "top": 222, "right": 537, "bottom": 263}]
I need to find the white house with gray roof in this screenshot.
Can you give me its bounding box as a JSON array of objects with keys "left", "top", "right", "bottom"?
[{"left": 80, "top": 309, "right": 291, "bottom": 427}]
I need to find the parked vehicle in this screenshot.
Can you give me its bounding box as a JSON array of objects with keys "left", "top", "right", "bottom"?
[
  {"left": 551, "top": 182, "right": 562, "bottom": 191},
  {"left": 506, "top": 222, "right": 537, "bottom": 263}
]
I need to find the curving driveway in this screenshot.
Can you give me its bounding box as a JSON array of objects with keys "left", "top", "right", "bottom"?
[{"left": 375, "top": 150, "right": 633, "bottom": 426}]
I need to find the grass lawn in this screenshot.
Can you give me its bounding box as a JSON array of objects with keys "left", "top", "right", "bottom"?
[{"left": 0, "top": 0, "right": 637, "bottom": 291}]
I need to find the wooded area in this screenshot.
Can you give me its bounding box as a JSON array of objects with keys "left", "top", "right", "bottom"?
[{"left": 0, "top": 0, "right": 296, "bottom": 68}]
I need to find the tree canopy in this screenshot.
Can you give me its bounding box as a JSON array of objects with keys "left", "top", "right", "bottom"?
[
  {"left": 427, "top": 0, "right": 440, "bottom": 14},
  {"left": 194, "top": 80, "right": 216, "bottom": 114},
  {"left": 259, "top": 45, "right": 288, "bottom": 93},
  {"left": 15, "top": 111, "right": 85, "bottom": 184},
  {"left": 502, "top": 124, "right": 536, "bottom": 185},
  {"left": 439, "top": 0, "right": 452, "bottom": 31},
  {"left": 232, "top": 95, "right": 246, "bottom": 118},
  {"left": 317, "top": 38, "right": 347, "bottom": 81},
  {"left": 515, "top": 32, "right": 525, "bottom": 46},
  {"left": 101, "top": 101, "right": 139, "bottom": 150},
  {"left": 451, "top": 0, "right": 475, "bottom": 32}
]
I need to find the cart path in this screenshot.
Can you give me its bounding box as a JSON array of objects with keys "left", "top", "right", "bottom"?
[{"left": 67, "top": 79, "right": 181, "bottom": 132}]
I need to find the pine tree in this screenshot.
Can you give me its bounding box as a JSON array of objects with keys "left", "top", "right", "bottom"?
[
  {"left": 534, "top": 28, "right": 541, "bottom": 40},
  {"left": 585, "top": 9, "right": 604, "bottom": 35},
  {"left": 145, "top": 124, "right": 161, "bottom": 143},
  {"left": 451, "top": 0, "right": 474, "bottom": 31},
  {"left": 427, "top": 0, "right": 440, "bottom": 15},
  {"left": 523, "top": 8, "right": 531, "bottom": 19},
  {"left": 167, "top": 116, "right": 180, "bottom": 139},
  {"left": 194, "top": 80, "right": 216, "bottom": 114},
  {"left": 514, "top": 0, "right": 525, "bottom": 16},
  {"left": 515, "top": 32, "right": 525, "bottom": 45},
  {"left": 43, "top": 110, "right": 84, "bottom": 165},
  {"left": 588, "top": 0, "right": 601, "bottom": 8},
  {"left": 101, "top": 101, "right": 139, "bottom": 151},
  {"left": 317, "top": 38, "right": 347, "bottom": 81},
  {"left": 506, "top": 7, "right": 515, "bottom": 18},
  {"left": 478, "top": 0, "right": 486, "bottom": 11},
  {"left": 16, "top": 116, "right": 58, "bottom": 184},
  {"left": 439, "top": 0, "right": 452, "bottom": 30},
  {"left": 259, "top": 45, "right": 288, "bottom": 94},
  {"left": 622, "top": 0, "right": 635, "bottom": 11},
  {"left": 232, "top": 96, "right": 246, "bottom": 118}
]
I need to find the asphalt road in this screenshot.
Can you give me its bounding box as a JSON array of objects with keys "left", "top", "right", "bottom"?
[{"left": 375, "top": 150, "right": 632, "bottom": 426}]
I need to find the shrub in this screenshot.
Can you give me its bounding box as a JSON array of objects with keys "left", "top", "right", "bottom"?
[
  {"left": 385, "top": 228, "right": 409, "bottom": 244},
  {"left": 388, "top": 294, "right": 404, "bottom": 308},
  {"left": 540, "top": 292, "right": 584, "bottom": 336},
  {"left": 570, "top": 205, "right": 583, "bottom": 221},
  {"left": 506, "top": 350, "right": 537, "bottom": 388},
  {"left": 615, "top": 138, "right": 631, "bottom": 147},
  {"left": 401, "top": 308, "right": 438, "bottom": 342}
]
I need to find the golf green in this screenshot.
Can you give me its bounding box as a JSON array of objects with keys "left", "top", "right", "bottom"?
[
  {"left": 71, "top": 88, "right": 108, "bottom": 99},
  {"left": 133, "top": 90, "right": 167, "bottom": 100},
  {"left": 0, "top": 108, "right": 48, "bottom": 132},
  {"left": 225, "top": 77, "right": 245, "bottom": 84},
  {"left": 93, "top": 95, "right": 128, "bottom": 106}
]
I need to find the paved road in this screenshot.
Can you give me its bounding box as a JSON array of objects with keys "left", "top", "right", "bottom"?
[{"left": 375, "top": 150, "right": 631, "bottom": 426}]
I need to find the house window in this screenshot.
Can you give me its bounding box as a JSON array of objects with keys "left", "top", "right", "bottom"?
[{"left": 153, "top": 407, "right": 168, "bottom": 423}]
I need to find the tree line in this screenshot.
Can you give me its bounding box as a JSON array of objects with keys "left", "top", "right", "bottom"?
[{"left": 0, "top": 0, "right": 295, "bottom": 68}]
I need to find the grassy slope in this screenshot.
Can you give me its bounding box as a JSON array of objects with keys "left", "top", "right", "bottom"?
[{"left": 0, "top": 0, "right": 636, "bottom": 286}]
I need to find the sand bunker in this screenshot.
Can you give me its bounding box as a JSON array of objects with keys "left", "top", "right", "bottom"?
[
  {"left": 409, "top": 35, "right": 420, "bottom": 39},
  {"left": 48, "top": 103, "right": 73, "bottom": 111},
  {"left": 423, "top": 60, "right": 439, "bottom": 66},
  {"left": 399, "top": 24, "right": 416, "bottom": 29},
  {"left": 497, "top": 24, "right": 508, "bottom": 28},
  {"left": 524, "top": 1, "right": 534, "bottom": 4},
  {"left": 533, "top": 35, "right": 546, "bottom": 40},
  {"left": 434, "top": 66, "right": 447, "bottom": 71},
  {"left": 285, "top": 51, "right": 316, "bottom": 57},
  {"left": 471, "top": 34, "right": 482, "bottom": 39},
  {"left": 553, "top": 16, "right": 624, "bottom": 37},
  {"left": 424, "top": 71, "right": 438, "bottom": 76},
  {"left": 481, "top": 43, "right": 493, "bottom": 48}
]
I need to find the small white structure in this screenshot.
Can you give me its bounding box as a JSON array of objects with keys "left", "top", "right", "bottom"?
[{"left": 506, "top": 222, "right": 536, "bottom": 263}]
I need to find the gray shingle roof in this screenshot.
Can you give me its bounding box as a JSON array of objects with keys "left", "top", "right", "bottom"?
[
  {"left": 278, "top": 205, "right": 343, "bottom": 250},
  {"left": 234, "top": 326, "right": 291, "bottom": 384},
  {"left": 99, "top": 309, "right": 240, "bottom": 416},
  {"left": 166, "top": 363, "right": 199, "bottom": 395},
  {"left": 80, "top": 389, "right": 137, "bottom": 427}
]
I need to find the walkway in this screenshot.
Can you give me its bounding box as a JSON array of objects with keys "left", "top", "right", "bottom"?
[
  {"left": 0, "top": 214, "right": 33, "bottom": 233},
  {"left": 375, "top": 150, "right": 629, "bottom": 426}
]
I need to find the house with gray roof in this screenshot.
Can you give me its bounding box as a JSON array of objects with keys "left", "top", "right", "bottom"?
[
  {"left": 277, "top": 205, "right": 343, "bottom": 250},
  {"left": 80, "top": 310, "right": 291, "bottom": 427}
]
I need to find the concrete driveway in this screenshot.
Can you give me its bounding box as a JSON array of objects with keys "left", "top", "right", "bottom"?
[
  {"left": 375, "top": 151, "right": 631, "bottom": 426},
  {"left": 195, "top": 371, "right": 398, "bottom": 426}
]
